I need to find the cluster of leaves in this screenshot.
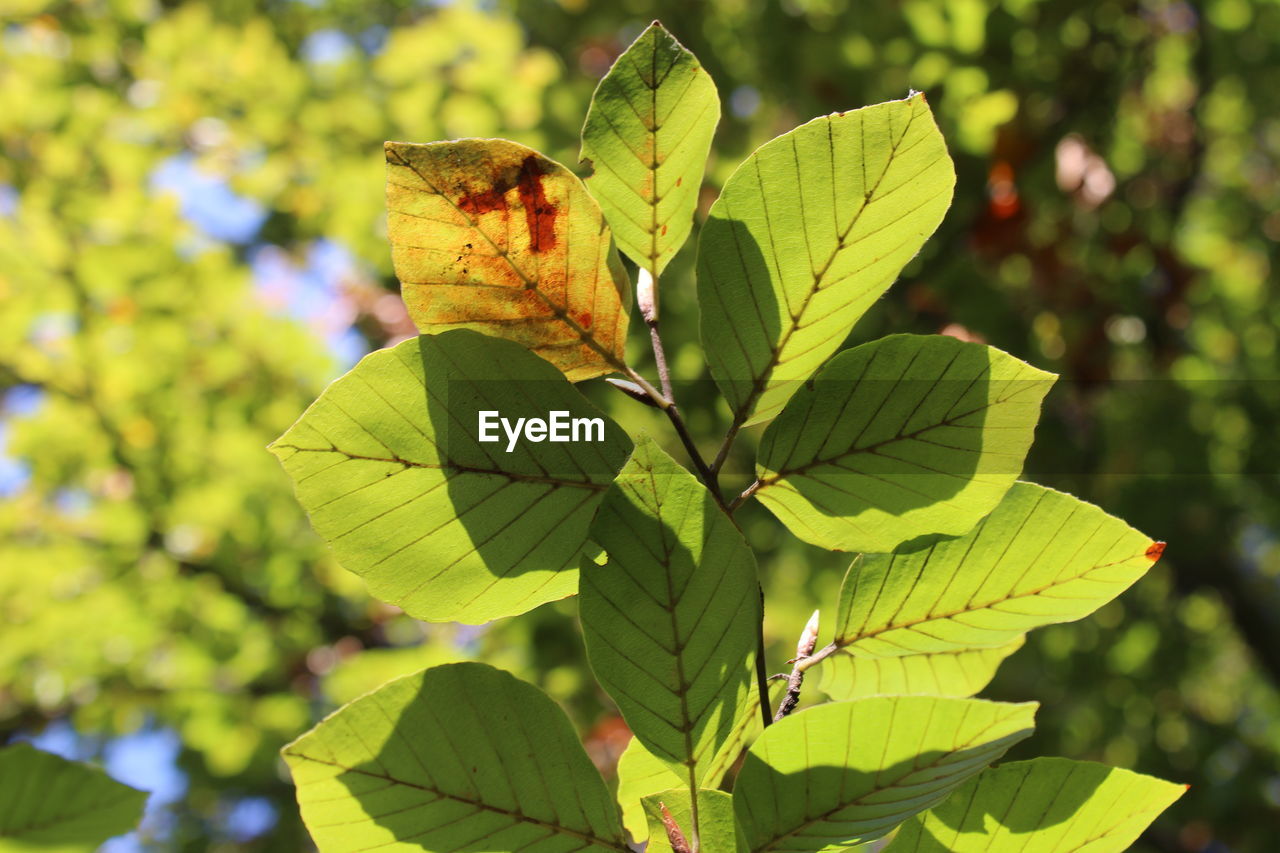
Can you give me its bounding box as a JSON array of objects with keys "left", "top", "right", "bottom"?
[{"left": 272, "top": 24, "right": 1186, "bottom": 851}]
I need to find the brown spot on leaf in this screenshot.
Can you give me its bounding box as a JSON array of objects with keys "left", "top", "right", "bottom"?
[
  {"left": 516, "top": 155, "right": 558, "bottom": 253},
  {"left": 676, "top": 176, "right": 682, "bottom": 187},
  {"left": 661, "top": 223, "right": 668, "bottom": 236},
  {"left": 455, "top": 156, "right": 559, "bottom": 254},
  {"left": 576, "top": 311, "right": 593, "bottom": 328},
  {"left": 1145, "top": 541, "right": 1166, "bottom": 562}
]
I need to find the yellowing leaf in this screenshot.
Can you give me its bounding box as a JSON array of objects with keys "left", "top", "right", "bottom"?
[{"left": 386, "top": 138, "right": 631, "bottom": 380}]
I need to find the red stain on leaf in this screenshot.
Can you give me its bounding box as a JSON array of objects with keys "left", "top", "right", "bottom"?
[
  {"left": 576, "top": 311, "right": 593, "bottom": 328},
  {"left": 456, "top": 155, "right": 558, "bottom": 254},
  {"left": 661, "top": 223, "right": 668, "bottom": 236},
  {"left": 1145, "top": 541, "right": 1166, "bottom": 562},
  {"left": 516, "top": 156, "right": 558, "bottom": 253},
  {"left": 457, "top": 185, "right": 508, "bottom": 216}
]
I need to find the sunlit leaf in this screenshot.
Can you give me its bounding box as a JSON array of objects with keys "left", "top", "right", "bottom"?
[
  {"left": 734, "top": 696, "right": 1036, "bottom": 852},
  {"left": 642, "top": 788, "right": 740, "bottom": 853},
  {"left": 698, "top": 94, "right": 955, "bottom": 426},
  {"left": 832, "top": 482, "right": 1164, "bottom": 657},
  {"left": 817, "top": 634, "right": 1025, "bottom": 701},
  {"left": 616, "top": 685, "right": 776, "bottom": 843},
  {"left": 581, "top": 439, "right": 759, "bottom": 818},
  {"left": 887, "top": 758, "right": 1186, "bottom": 852},
  {"left": 283, "top": 662, "right": 629, "bottom": 852},
  {"left": 270, "top": 330, "right": 631, "bottom": 623},
  {"left": 386, "top": 138, "right": 631, "bottom": 381},
  {"left": 753, "top": 334, "right": 1054, "bottom": 552},
  {"left": 581, "top": 21, "right": 720, "bottom": 274},
  {"left": 0, "top": 742, "right": 146, "bottom": 852}
]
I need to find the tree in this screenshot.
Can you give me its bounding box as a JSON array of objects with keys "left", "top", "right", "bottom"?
[{"left": 273, "top": 24, "right": 1184, "bottom": 851}]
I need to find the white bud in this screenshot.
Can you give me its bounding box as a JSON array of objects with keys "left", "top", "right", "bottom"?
[
  {"left": 637, "top": 267, "right": 658, "bottom": 323},
  {"left": 797, "top": 609, "right": 820, "bottom": 659}
]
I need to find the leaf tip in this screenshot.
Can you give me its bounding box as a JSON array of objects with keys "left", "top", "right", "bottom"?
[{"left": 1144, "top": 541, "right": 1167, "bottom": 562}]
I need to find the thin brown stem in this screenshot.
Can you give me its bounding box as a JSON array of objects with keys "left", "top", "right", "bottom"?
[{"left": 710, "top": 413, "right": 745, "bottom": 475}]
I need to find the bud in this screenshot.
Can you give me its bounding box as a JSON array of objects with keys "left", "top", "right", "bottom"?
[
  {"left": 797, "top": 609, "right": 820, "bottom": 659},
  {"left": 637, "top": 267, "right": 658, "bottom": 323}
]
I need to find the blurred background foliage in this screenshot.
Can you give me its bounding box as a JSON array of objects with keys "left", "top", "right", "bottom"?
[{"left": 1, "top": 0, "right": 1278, "bottom": 849}]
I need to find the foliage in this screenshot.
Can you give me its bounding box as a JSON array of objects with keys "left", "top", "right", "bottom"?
[
  {"left": 267, "top": 21, "right": 1184, "bottom": 852},
  {"left": 5, "top": 0, "right": 1280, "bottom": 850},
  {"left": 0, "top": 742, "right": 146, "bottom": 851}
]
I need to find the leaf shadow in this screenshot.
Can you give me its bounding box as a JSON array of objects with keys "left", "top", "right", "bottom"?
[
  {"left": 901, "top": 761, "right": 1111, "bottom": 850},
  {"left": 406, "top": 329, "right": 630, "bottom": 620},
  {"left": 736, "top": 730, "right": 1034, "bottom": 850},
  {"left": 580, "top": 448, "right": 758, "bottom": 776}
]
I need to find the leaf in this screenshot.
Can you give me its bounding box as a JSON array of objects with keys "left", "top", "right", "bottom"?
[
  {"left": 580, "top": 439, "right": 759, "bottom": 816},
  {"left": 833, "top": 482, "right": 1164, "bottom": 657},
  {"left": 580, "top": 21, "right": 720, "bottom": 275},
  {"left": 270, "top": 330, "right": 632, "bottom": 623},
  {"left": 733, "top": 697, "right": 1037, "bottom": 852},
  {"left": 616, "top": 685, "right": 776, "bottom": 843},
  {"left": 642, "top": 789, "right": 740, "bottom": 853},
  {"left": 386, "top": 138, "right": 631, "bottom": 381},
  {"left": 753, "top": 334, "right": 1055, "bottom": 552},
  {"left": 0, "top": 742, "right": 146, "bottom": 852},
  {"left": 283, "top": 662, "right": 629, "bottom": 853},
  {"left": 698, "top": 94, "right": 955, "bottom": 426},
  {"left": 887, "top": 758, "right": 1186, "bottom": 852},
  {"left": 817, "top": 635, "right": 1025, "bottom": 701}
]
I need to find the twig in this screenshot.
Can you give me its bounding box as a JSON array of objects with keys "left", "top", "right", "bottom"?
[
  {"left": 621, "top": 269, "right": 724, "bottom": 506},
  {"left": 709, "top": 413, "right": 744, "bottom": 475},
  {"left": 729, "top": 479, "right": 761, "bottom": 514},
  {"left": 774, "top": 610, "right": 821, "bottom": 722}
]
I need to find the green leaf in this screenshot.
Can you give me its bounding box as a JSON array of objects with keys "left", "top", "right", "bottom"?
[
  {"left": 817, "top": 633, "right": 1025, "bottom": 701},
  {"left": 733, "top": 696, "right": 1037, "bottom": 852},
  {"left": 0, "top": 742, "right": 146, "bottom": 852},
  {"left": 753, "top": 334, "right": 1055, "bottom": 552},
  {"left": 270, "top": 330, "right": 632, "bottom": 623},
  {"left": 580, "top": 21, "right": 720, "bottom": 275},
  {"left": 386, "top": 138, "right": 631, "bottom": 381},
  {"left": 832, "top": 482, "right": 1164, "bottom": 657},
  {"left": 283, "top": 662, "right": 629, "bottom": 853},
  {"left": 698, "top": 94, "right": 955, "bottom": 426},
  {"left": 887, "top": 758, "right": 1186, "bottom": 852},
  {"left": 616, "top": 685, "right": 776, "bottom": 843},
  {"left": 580, "top": 439, "right": 759, "bottom": 810},
  {"left": 643, "top": 788, "right": 740, "bottom": 853}
]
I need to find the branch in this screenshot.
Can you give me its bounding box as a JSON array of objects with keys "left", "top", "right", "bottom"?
[
  {"left": 773, "top": 610, "right": 821, "bottom": 722},
  {"left": 729, "top": 479, "right": 761, "bottom": 514}
]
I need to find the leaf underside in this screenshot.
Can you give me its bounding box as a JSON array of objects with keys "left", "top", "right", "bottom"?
[
  {"left": 733, "top": 696, "right": 1037, "bottom": 852},
  {"left": 270, "top": 330, "right": 631, "bottom": 623},
  {"left": 754, "top": 334, "right": 1055, "bottom": 553},
  {"left": 887, "top": 757, "right": 1186, "bottom": 852},
  {"left": 581, "top": 439, "right": 759, "bottom": 783},
  {"left": 581, "top": 21, "right": 720, "bottom": 275},
  {"left": 698, "top": 93, "right": 955, "bottom": 427},
  {"left": 642, "top": 788, "right": 739, "bottom": 853},
  {"left": 833, "top": 482, "right": 1163, "bottom": 657},
  {"left": 817, "top": 635, "right": 1026, "bottom": 701},
  {"left": 0, "top": 742, "right": 146, "bottom": 852},
  {"left": 386, "top": 138, "right": 630, "bottom": 381},
  {"left": 283, "top": 662, "right": 629, "bottom": 853},
  {"left": 616, "top": 684, "right": 779, "bottom": 844}
]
